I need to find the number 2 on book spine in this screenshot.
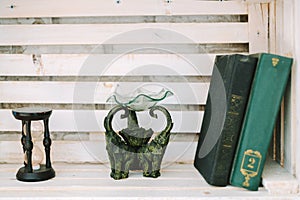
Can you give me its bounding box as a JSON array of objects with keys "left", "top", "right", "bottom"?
[
  {"left": 247, "top": 158, "right": 255, "bottom": 169},
  {"left": 240, "top": 149, "right": 262, "bottom": 187}
]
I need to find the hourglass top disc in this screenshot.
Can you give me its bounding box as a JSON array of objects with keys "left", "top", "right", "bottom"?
[{"left": 12, "top": 107, "right": 52, "bottom": 121}]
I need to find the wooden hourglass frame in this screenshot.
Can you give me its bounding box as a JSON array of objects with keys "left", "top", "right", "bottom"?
[{"left": 12, "top": 107, "right": 55, "bottom": 182}]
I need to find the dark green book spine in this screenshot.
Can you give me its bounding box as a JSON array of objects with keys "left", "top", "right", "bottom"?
[
  {"left": 230, "top": 53, "right": 293, "bottom": 191},
  {"left": 194, "top": 54, "right": 258, "bottom": 186}
]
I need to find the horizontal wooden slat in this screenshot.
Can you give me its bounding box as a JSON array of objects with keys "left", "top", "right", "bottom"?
[
  {"left": 0, "top": 43, "right": 249, "bottom": 54},
  {"left": 0, "top": 109, "right": 203, "bottom": 133},
  {"left": 0, "top": 140, "right": 197, "bottom": 164},
  {"left": 0, "top": 103, "right": 204, "bottom": 112},
  {"left": 0, "top": 76, "right": 210, "bottom": 83},
  {"left": 0, "top": 0, "right": 248, "bottom": 18},
  {"left": 0, "top": 15, "right": 246, "bottom": 25},
  {"left": 0, "top": 131, "right": 198, "bottom": 142},
  {"left": 0, "top": 54, "right": 214, "bottom": 76},
  {"left": 0, "top": 81, "right": 209, "bottom": 104},
  {"left": 0, "top": 23, "right": 249, "bottom": 45}
]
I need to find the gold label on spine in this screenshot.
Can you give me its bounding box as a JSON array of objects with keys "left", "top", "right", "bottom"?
[
  {"left": 228, "top": 94, "right": 243, "bottom": 115},
  {"left": 240, "top": 149, "right": 262, "bottom": 187},
  {"left": 272, "top": 58, "right": 279, "bottom": 67}
]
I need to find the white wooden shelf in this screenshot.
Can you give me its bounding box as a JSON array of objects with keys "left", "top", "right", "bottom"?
[
  {"left": 0, "top": 161, "right": 298, "bottom": 199},
  {"left": 0, "top": 0, "right": 299, "bottom": 198}
]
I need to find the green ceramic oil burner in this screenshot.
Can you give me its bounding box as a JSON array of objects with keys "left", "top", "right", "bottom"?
[{"left": 104, "top": 87, "right": 173, "bottom": 180}]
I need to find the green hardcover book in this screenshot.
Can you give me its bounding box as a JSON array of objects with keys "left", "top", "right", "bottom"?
[
  {"left": 194, "top": 54, "right": 258, "bottom": 186},
  {"left": 230, "top": 53, "right": 293, "bottom": 191}
]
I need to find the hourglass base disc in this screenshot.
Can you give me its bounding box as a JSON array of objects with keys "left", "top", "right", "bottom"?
[{"left": 16, "top": 164, "right": 55, "bottom": 182}]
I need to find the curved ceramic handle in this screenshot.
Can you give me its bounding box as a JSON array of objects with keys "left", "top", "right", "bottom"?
[
  {"left": 104, "top": 105, "right": 129, "bottom": 133},
  {"left": 149, "top": 105, "right": 173, "bottom": 137}
]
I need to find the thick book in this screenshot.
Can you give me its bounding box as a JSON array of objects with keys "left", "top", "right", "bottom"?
[
  {"left": 229, "top": 53, "right": 293, "bottom": 191},
  {"left": 194, "top": 54, "right": 258, "bottom": 186}
]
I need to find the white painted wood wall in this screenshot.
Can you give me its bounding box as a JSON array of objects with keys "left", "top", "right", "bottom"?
[
  {"left": 0, "top": 0, "right": 263, "bottom": 164},
  {"left": 0, "top": 0, "right": 299, "bottom": 198}
]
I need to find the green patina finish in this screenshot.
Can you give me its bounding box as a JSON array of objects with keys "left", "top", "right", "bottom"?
[{"left": 104, "top": 105, "right": 173, "bottom": 180}]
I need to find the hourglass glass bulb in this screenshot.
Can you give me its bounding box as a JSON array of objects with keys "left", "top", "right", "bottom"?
[
  {"left": 31, "top": 121, "right": 44, "bottom": 139},
  {"left": 23, "top": 123, "right": 44, "bottom": 170},
  {"left": 24, "top": 145, "right": 44, "bottom": 170}
]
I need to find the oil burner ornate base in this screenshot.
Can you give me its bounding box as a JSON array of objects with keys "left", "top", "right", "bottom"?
[{"left": 104, "top": 105, "right": 173, "bottom": 180}]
